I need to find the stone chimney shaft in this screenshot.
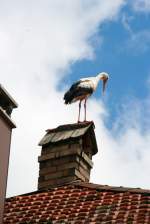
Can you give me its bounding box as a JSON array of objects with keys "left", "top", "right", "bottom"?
[{"left": 38, "top": 122, "right": 98, "bottom": 190}]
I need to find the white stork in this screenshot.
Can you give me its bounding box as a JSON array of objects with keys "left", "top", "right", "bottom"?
[{"left": 64, "top": 72, "right": 109, "bottom": 122}]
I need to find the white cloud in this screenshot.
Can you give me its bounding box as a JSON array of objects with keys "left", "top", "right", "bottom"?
[
  {"left": 2, "top": 0, "right": 150, "bottom": 199},
  {"left": 2, "top": 0, "right": 150, "bottom": 198},
  {"left": 91, "top": 92, "right": 150, "bottom": 189},
  {"left": 121, "top": 13, "right": 134, "bottom": 35},
  {"left": 0, "top": 0, "right": 125, "bottom": 197},
  {"left": 0, "top": 0, "right": 150, "bottom": 196},
  {"left": 126, "top": 30, "right": 150, "bottom": 54},
  {"left": 132, "top": 0, "right": 150, "bottom": 13},
  {"left": 121, "top": 14, "right": 150, "bottom": 54}
]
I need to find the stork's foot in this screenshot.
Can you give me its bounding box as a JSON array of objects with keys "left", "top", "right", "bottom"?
[
  {"left": 83, "top": 120, "right": 93, "bottom": 123},
  {"left": 78, "top": 120, "right": 88, "bottom": 123}
]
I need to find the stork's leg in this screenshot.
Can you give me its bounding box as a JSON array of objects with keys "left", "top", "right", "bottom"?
[
  {"left": 84, "top": 98, "right": 87, "bottom": 122},
  {"left": 78, "top": 100, "right": 81, "bottom": 123}
]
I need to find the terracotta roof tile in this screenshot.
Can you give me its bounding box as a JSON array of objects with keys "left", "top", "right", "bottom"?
[{"left": 4, "top": 182, "right": 150, "bottom": 223}]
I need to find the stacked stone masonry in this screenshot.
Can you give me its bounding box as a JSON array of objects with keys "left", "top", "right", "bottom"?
[{"left": 38, "top": 140, "right": 93, "bottom": 190}]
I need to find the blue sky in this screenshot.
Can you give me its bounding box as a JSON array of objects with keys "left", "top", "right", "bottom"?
[
  {"left": 67, "top": 3, "right": 150, "bottom": 129},
  {"left": 1, "top": 0, "right": 150, "bottom": 197}
]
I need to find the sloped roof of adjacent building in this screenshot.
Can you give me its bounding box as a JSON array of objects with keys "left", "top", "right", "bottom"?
[
  {"left": 0, "top": 84, "right": 18, "bottom": 108},
  {"left": 4, "top": 182, "right": 150, "bottom": 224}
]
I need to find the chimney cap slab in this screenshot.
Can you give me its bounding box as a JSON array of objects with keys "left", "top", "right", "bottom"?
[
  {"left": 39, "top": 121, "right": 98, "bottom": 155},
  {"left": 0, "top": 84, "right": 18, "bottom": 117},
  {"left": 0, "top": 84, "right": 18, "bottom": 108}
]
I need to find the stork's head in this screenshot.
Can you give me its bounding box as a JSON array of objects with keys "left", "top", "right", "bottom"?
[{"left": 97, "top": 72, "right": 109, "bottom": 93}]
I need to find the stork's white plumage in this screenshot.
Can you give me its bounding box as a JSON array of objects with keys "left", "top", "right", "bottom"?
[{"left": 64, "top": 72, "right": 109, "bottom": 122}]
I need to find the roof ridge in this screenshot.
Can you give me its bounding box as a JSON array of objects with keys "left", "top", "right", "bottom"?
[
  {"left": 7, "top": 181, "right": 150, "bottom": 200},
  {"left": 73, "top": 182, "right": 150, "bottom": 194}
]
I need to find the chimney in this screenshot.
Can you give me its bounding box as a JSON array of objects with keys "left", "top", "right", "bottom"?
[
  {"left": 0, "top": 84, "right": 18, "bottom": 223},
  {"left": 38, "top": 121, "right": 98, "bottom": 190}
]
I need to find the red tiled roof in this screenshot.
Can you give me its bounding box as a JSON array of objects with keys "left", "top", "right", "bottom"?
[{"left": 4, "top": 182, "right": 150, "bottom": 224}]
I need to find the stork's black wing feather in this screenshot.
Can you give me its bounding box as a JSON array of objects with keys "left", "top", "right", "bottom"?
[
  {"left": 63, "top": 80, "right": 81, "bottom": 104},
  {"left": 64, "top": 80, "right": 93, "bottom": 104}
]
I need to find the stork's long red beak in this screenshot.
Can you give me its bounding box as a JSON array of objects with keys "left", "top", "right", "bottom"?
[{"left": 102, "top": 78, "right": 108, "bottom": 94}]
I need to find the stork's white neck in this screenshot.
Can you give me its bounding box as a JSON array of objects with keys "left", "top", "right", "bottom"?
[
  {"left": 91, "top": 75, "right": 101, "bottom": 90},
  {"left": 91, "top": 72, "right": 109, "bottom": 90}
]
